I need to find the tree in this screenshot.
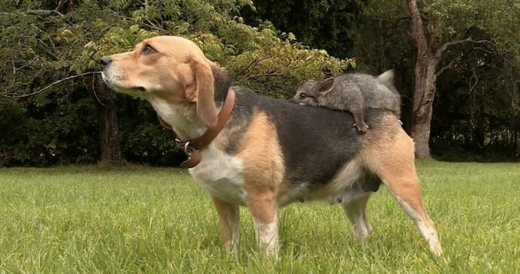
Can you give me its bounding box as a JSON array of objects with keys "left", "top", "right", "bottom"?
[
  {"left": 407, "top": 0, "right": 520, "bottom": 157},
  {"left": 0, "top": 0, "right": 129, "bottom": 166},
  {"left": 349, "top": 0, "right": 520, "bottom": 159},
  {"left": 406, "top": 0, "right": 520, "bottom": 157},
  {"left": 241, "top": 0, "right": 367, "bottom": 59},
  {"left": 0, "top": 0, "right": 353, "bottom": 166},
  {"left": 84, "top": 74, "right": 124, "bottom": 167}
]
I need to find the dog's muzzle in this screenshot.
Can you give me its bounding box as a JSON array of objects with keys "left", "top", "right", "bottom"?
[{"left": 100, "top": 56, "right": 112, "bottom": 66}]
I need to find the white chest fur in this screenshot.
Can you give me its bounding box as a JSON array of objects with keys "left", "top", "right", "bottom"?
[
  {"left": 189, "top": 143, "right": 247, "bottom": 205},
  {"left": 146, "top": 97, "right": 246, "bottom": 204},
  {"left": 147, "top": 96, "right": 205, "bottom": 139}
]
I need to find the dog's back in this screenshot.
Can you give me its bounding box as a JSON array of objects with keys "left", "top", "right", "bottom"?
[
  {"left": 237, "top": 87, "right": 362, "bottom": 182},
  {"left": 222, "top": 87, "right": 399, "bottom": 204}
]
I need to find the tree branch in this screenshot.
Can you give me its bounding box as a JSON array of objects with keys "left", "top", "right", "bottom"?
[
  {"left": 142, "top": 20, "right": 167, "bottom": 32},
  {"left": 1, "top": 72, "right": 101, "bottom": 99},
  {"left": 0, "top": 12, "right": 20, "bottom": 16},
  {"left": 242, "top": 72, "right": 286, "bottom": 80},
  {"left": 56, "top": 0, "right": 67, "bottom": 12},
  {"left": 437, "top": 37, "right": 496, "bottom": 58},
  {"left": 26, "top": 0, "right": 66, "bottom": 17},
  {"left": 469, "top": 70, "right": 479, "bottom": 95},
  {"left": 26, "top": 9, "right": 63, "bottom": 17},
  {"left": 83, "top": 74, "right": 110, "bottom": 107},
  {"left": 435, "top": 55, "right": 461, "bottom": 77},
  {"left": 233, "top": 59, "right": 258, "bottom": 78},
  {"left": 35, "top": 42, "right": 59, "bottom": 61}
]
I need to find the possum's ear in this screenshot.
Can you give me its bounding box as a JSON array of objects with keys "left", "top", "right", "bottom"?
[{"left": 317, "top": 78, "right": 334, "bottom": 95}]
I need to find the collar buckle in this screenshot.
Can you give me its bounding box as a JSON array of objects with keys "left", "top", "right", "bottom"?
[{"left": 174, "top": 89, "right": 236, "bottom": 168}]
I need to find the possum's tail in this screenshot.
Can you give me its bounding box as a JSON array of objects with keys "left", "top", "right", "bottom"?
[
  {"left": 376, "top": 70, "right": 394, "bottom": 89},
  {"left": 376, "top": 70, "right": 399, "bottom": 95},
  {"left": 377, "top": 69, "right": 402, "bottom": 119}
]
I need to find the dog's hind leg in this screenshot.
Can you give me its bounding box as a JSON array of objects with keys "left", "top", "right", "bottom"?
[
  {"left": 362, "top": 123, "right": 443, "bottom": 255},
  {"left": 212, "top": 197, "right": 240, "bottom": 255},
  {"left": 342, "top": 192, "right": 373, "bottom": 240},
  {"left": 382, "top": 173, "right": 443, "bottom": 256}
]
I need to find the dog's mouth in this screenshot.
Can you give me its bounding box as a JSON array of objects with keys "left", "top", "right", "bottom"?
[
  {"left": 100, "top": 71, "right": 115, "bottom": 90},
  {"left": 101, "top": 71, "right": 147, "bottom": 94},
  {"left": 132, "top": 86, "right": 147, "bottom": 92},
  {"left": 114, "top": 85, "right": 147, "bottom": 96}
]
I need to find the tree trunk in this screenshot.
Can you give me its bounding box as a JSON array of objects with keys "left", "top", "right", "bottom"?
[
  {"left": 515, "top": 123, "right": 519, "bottom": 158},
  {"left": 407, "top": 0, "right": 440, "bottom": 158},
  {"left": 411, "top": 62, "right": 439, "bottom": 157},
  {"left": 85, "top": 74, "right": 126, "bottom": 167}
]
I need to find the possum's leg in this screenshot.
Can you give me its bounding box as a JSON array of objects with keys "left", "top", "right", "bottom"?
[
  {"left": 347, "top": 82, "right": 369, "bottom": 133},
  {"left": 352, "top": 109, "right": 369, "bottom": 133}
]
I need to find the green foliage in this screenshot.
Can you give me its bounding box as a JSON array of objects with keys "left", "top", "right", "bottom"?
[
  {"left": 0, "top": 0, "right": 108, "bottom": 166},
  {"left": 1, "top": 0, "right": 519, "bottom": 165},
  {"left": 429, "top": 0, "right": 520, "bottom": 55},
  {"left": 431, "top": 40, "right": 520, "bottom": 161},
  {"left": 1, "top": 0, "right": 352, "bottom": 166},
  {"left": 78, "top": 1, "right": 353, "bottom": 97},
  {"left": 354, "top": 0, "right": 520, "bottom": 160},
  {"left": 240, "top": 0, "right": 367, "bottom": 59},
  {"left": 0, "top": 87, "right": 100, "bottom": 166}
]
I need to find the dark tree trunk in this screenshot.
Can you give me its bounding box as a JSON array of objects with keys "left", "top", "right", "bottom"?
[
  {"left": 407, "top": 0, "right": 441, "bottom": 158},
  {"left": 85, "top": 74, "right": 125, "bottom": 167},
  {"left": 407, "top": 0, "right": 488, "bottom": 158},
  {"left": 410, "top": 61, "right": 439, "bottom": 158},
  {"left": 513, "top": 124, "right": 520, "bottom": 158}
]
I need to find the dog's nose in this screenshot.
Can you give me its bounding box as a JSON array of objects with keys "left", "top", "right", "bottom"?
[{"left": 100, "top": 56, "right": 112, "bottom": 66}]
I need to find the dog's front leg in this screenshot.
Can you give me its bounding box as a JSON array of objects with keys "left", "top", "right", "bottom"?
[
  {"left": 246, "top": 192, "right": 279, "bottom": 258},
  {"left": 211, "top": 196, "right": 240, "bottom": 255}
]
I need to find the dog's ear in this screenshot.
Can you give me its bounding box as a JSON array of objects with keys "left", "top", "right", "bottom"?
[
  {"left": 185, "top": 59, "right": 218, "bottom": 128},
  {"left": 317, "top": 78, "right": 334, "bottom": 95}
]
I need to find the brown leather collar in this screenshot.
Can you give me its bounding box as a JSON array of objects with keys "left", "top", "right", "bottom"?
[{"left": 175, "top": 89, "right": 235, "bottom": 168}]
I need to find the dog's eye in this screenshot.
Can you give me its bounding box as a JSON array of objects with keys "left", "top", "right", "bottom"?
[
  {"left": 141, "top": 44, "right": 155, "bottom": 55},
  {"left": 299, "top": 93, "right": 307, "bottom": 99}
]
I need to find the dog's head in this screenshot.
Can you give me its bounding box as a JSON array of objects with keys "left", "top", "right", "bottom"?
[{"left": 100, "top": 36, "right": 220, "bottom": 129}]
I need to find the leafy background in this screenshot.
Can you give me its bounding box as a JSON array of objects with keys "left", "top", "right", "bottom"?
[{"left": 0, "top": 0, "right": 519, "bottom": 166}]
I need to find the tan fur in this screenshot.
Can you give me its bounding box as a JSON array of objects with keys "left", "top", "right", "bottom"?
[
  {"left": 360, "top": 114, "right": 425, "bottom": 208},
  {"left": 102, "top": 36, "right": 219, "bottom": 133},
  {"left": 325, "top": 157, "right": 364, "bottom": 195},
  {"left": 343, "top": 192, "right": 373, "bottom": 239},
  {"left": 157, "top": 115, "right": 173, "bottom": 130},
  {"left": 235, "top": 109, "right": 284, "bottom": 223},
  {"left": 359, "top": 113, "right": 438, "bottom": 232},
  {"left": 233, "top": 109, "right": 284, "bottom": 255},
  {"left": 187, "top": 60, "right": 218, "bottom": 128}
]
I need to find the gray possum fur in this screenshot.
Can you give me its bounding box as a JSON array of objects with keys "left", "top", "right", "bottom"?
[{"left": 293, "top": 70, "right": 401, "bottom": 133}]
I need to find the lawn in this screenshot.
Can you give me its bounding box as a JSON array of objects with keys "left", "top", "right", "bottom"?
[{"left": 0, "top": 161, "right": 519, "bottom": 273}]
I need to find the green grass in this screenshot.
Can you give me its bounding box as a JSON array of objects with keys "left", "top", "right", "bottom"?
[{"left": 0, "top": 161, "right": 519, "bottom": 273}]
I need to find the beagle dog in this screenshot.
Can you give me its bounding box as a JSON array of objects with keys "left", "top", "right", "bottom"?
[{"left": 100, "top": 36, "right": 442, "bottom": 257}]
